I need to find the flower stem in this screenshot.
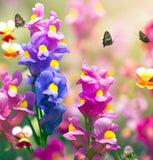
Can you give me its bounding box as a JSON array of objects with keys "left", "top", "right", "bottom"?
[
  {"left": 31, "top": 83, "right": 48, "bottom": 148},
  {"left": 84, "top": 115, "right": 90, "bottom": 149}
]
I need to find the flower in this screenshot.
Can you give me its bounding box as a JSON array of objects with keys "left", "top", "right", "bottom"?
[
  {"left": 1, "top": 42, "right": 21, "bottom": 58},
  {"left": 119, "top": 59, "right": 141, "bottom": 79},
  {"left": 12, "top": 125, "right": 32, "bottom": 149},
  {"left": 117, "top": 93, "right": 147, "bottom": 130},
  {"left": 91, "top": 117, "right": 120, "bottom": 156},
  {"left": 136, "top": 114, "right": 153, "bottom": 154},
  {"left": 65, "top": 0, "right": 105, "bottom": 40},
  {"left": 63, "top": 117, "right": 87, "bottom": 148},
  {"left": 24, "top": 3, "right": 44, "bottom": 30},
  {"left": 35, "top": 68, "right": 68, "bottom": 105},
  {"left": 76, "top": 60, "right": 114, "bottom": 118},
  {"left": 40, "top": 104, "right": 67, "bottom": 135},
  {"left": 32, "top": 137, "right": 69, "bottom": 160},
  {"left": 136, "top": 67, "right": 153, "bottom": 89},
  {"left": 18, "top": 40, "right": 70, "bottom": 77},
  {"left": 0, "top": 71, "right": 35, "bottom": 143},
  {"left": 0, "top": 20, "right": 16, "bottom": 42}
]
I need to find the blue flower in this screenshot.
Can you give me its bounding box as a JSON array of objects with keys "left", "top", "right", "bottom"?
[
  {"left": 40, "top": 104, "right": 67, "bottom": 135},
  {"left": 34, "top": 67, "right": 68, "bottom": 104}
]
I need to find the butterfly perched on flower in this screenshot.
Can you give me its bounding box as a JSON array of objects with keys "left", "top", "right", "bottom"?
[
  {"left": 15, "top": 14, "right": 25, "bottom": 28},
  {"left": 139, "top": 30, "right": 151, "bottom": 43},
  {"left": 102, "top": 31, "right": 113, "bottom": 47}
]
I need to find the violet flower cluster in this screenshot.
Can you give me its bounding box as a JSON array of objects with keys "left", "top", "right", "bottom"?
[
  {"left": 0, "top": 70, "right": 35, "bottom": 144},
  {"left": 63, "top": 60, "right": 120, "bottom": 159},
  {"left": 18, "top": 3, "right": 70, "bottom": 137}
]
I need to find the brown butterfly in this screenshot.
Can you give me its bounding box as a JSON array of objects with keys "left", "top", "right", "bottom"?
[
  {"left": 139, "top": 30, "right": 151, "bottom": 43},
  {"left": 102, "top": 31, "right": 113, "bottom": 47},
  {"left": 15, "top": 14, "right": 25, "bottom": 28}
]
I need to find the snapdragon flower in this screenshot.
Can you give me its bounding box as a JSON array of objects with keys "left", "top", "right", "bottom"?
[
  {"left": 136, "top": 67, "right": 153, "bottom": 89},
  {"left": 35, "top": 67, "right": 68, "bottom": 105},
  {"left": 0, "top": 71, "right": 35, "bottom": 143},
  {"left": 77, "top": 60, "right": 114, "bottom": 118},
  {"left": 0, "top": 20, "right": 16, "bottom": 42},
  {"left": 18, "top": 40, "right": 69, "bottom": 77}
]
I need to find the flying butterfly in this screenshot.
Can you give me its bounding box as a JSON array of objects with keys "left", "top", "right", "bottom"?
[
  {"left": 15, "top": 14, "right": 25, "bottom": 28},
  {"left": 139, "top": 30, "right": 151, "bottom": 43},
  {"left": 102, "top": 31, "right": 113, "bottom": 47}
]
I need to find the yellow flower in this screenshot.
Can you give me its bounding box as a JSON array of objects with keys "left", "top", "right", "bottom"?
[{"left": 136, "top": 67, "right": 153, "bottom": 89}]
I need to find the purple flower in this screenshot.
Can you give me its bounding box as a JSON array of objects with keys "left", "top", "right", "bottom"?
[
  {"left": 40, "top": 104, "right": 67, "bottom": 135},
  {"left": 90, "top": 117, "right": 120, "bottom": 155},
  {"left": 18, "top": 39, "right": 70, "bottom": 77},
  {"left": 35, "top": 67, "right": 68, "bottom": 104},
  {"left": 63, "top": 117, "right": 87, "bottom": 148}
]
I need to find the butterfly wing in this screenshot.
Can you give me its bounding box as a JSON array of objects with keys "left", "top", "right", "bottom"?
[
  {"left": 139, "top": 30, "right": 150, "bottom": 43},
  {"left": 103, "top": 31, "right": 113, "bottom": 47},
  {"left": 15, "top": 14, "right": 25, "bottom": 28}
]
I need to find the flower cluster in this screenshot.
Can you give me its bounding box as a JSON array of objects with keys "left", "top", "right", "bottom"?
[
  {"left": 0, "top": 70, "right": 35, "bottom": 144},
  {"left": 0, "top": 20, "right": 21, "bottom": 58},
  {"left": 18, "top": 3, "right": 70, "bottom": 135},
  {"left": 63, "top": 60, "right": 119, "bottom": 159}
]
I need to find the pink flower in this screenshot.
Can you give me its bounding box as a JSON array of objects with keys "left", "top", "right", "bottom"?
[
  {"left": 25, "top": 3, "right": 44, "bottom": 28},
  {"left": 117, "top": 93, "right": 147, "bottom": 130},
  {"left": 63, "top": 117, "right": 87, "bottom": 148},
  {"left": 119, "top": 59, "right": 141, "bottom": 79},
  {"left": 136, "top": 114, "right": 153, "bottom": 154},
  {"left": 91, "top": 117, "right": 120, "bottom": 156},
  {"left": 65, "top": 0, "right": 105, "bottom": 40},
  {"left": 0, "top": 71, "right": 35, "bottom": 143}
]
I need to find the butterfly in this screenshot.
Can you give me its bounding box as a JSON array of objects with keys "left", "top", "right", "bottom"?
[
  {"left": 102, "top": 31, "right": 113, "bottom": 47},
  {"left": 139, "top": 30, "right": 151, "bottom": 43},
  {"left": 15, "top": 14, "right": 25, "bottom": 28}
]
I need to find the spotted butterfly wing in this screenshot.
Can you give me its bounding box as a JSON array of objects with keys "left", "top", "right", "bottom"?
[
  {"left": 139, "top": 30, "right": 151, "bottom": 43},
  {"left": 102, "top": 31, "right": 113, "bottom": 47},
  {"left": 15, "top": 14, "right": 25, "bottom": 28}
]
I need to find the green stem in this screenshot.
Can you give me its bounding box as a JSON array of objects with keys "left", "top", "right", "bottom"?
[
  {"left": 27, "top": 147, "right": 33, "bottom": 153},
  {"left": 27, "top": 117, "right": 40, "bottom": 146},
  {"left": 31, "top": 83, "right": 48, "bottom": 148},
  {"left": 84, "top": 115, "right": 90, "bottom": 149}
]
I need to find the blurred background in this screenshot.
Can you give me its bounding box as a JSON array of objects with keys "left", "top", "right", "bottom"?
[{"left": 1, "top": 0, "right": 153, "bottom": 159}]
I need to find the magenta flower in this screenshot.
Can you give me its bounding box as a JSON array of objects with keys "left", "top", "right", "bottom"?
[
  {"left": 76, "top": 60, "right": 114, "bottom": 118},
  {"left": 91, "top": 117, "right": 120, "bottom": 156},
  {"left": 136, "top": 114, "right": 153, "bottom": 154},
  {"left": 32, "top": 137, "right": 68, "bottom": 160}
]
